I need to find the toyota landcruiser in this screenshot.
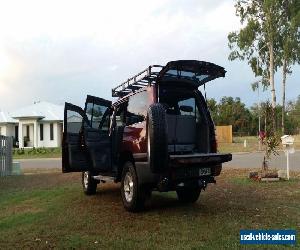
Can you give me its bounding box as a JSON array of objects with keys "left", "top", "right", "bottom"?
[{"left": 62, "top": 60, "right": 232, "bottom": 212}]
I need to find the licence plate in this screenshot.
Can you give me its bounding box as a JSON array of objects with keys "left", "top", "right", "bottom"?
[{"left": 199, "top": 168, "right": 211, "bottom": 176}]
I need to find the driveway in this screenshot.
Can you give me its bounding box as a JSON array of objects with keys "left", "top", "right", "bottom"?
[{"left": 17, "top": 151, "right": 300, "bottom": 171}]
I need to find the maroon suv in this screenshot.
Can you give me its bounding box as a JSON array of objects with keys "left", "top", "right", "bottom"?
[{"left": 62, "top": 60, "right": 232, "bottom": 212}]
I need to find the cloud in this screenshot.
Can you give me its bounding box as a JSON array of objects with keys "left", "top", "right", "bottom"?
[{"left": 0, "top": 0, "right": 299, "bottom": 111}]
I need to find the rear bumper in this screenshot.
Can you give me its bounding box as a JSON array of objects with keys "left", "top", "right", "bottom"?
[
  {"left": 171, "top": 164, "right": 221, "bottom": 180},
  {"left": 136, "top": 153, "right": 231, "bottom": 186},
  {"left": 169, "top": 153, "right": 232, "bottom": 166}
]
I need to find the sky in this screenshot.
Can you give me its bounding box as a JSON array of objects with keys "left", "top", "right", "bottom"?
[{"left": 0, "top": 0, "right": 299, "bottom": 111}]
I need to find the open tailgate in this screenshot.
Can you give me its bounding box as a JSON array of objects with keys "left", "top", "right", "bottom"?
[{"left": 157, "top": 60, "right": 226, "bottom": 88}]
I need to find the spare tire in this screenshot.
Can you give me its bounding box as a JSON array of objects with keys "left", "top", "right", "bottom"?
[{"left": 147, "top": 103, "right": 168, "bottom": 173}]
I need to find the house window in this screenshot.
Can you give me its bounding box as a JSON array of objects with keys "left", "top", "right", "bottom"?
[
  {"left": 40, "top": 124, "right": 44, "bottom": 141},
  {"left": 26, "top": 125, "right": 30, "bottom": 137},
  {"left": 50, "top": 123, "right": 54, "bottom": 140},
  {"left": 15, "top": 126, "right": 19, "bottom": 141}
]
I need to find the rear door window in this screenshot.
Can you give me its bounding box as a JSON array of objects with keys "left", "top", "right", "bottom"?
[{"left": 84, "top": 95, "right": 112, "bottom": 131}]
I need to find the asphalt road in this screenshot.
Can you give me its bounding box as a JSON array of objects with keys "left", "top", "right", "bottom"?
[
  {"left": 18, "top": 158, "right": 62, "bottom": 170},
  {"left": 224, "top": 150, "right": 300, "bottom": 171},
  {"left": 17, "top": 151, "right": 300, "bottom": 171}
]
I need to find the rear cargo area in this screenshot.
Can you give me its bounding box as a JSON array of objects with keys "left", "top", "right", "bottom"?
[{"left": 159, "top": 86, "right": 211, "bottom": 155}]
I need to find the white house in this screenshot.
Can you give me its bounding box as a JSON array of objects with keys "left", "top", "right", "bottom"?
[
  {"left": 1, "top": 101, "right": 64, "bottom": 148},
  {"left": 0, "top": 111, "right": 18, "bottom": 141}
]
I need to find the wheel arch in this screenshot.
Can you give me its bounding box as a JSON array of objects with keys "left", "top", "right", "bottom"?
[{"left": 116, "top": 150, "right": 135, "bottom": 182}]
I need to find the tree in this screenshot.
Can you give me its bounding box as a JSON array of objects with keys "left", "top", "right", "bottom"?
[
  {"left": 286, "top": 95, "right": 300, "bottom": 133},
  {"left": 208, "top": 97, "right": 254, "bottom": 135},
  {"left": 278, "top": 0, "right": 300, "bottom": 134},
  {"left": 228, "top": 0, "right": 283, "bottom": 128},
  {"left": 207, "top": 98, "right": 218, "bottom": 123}
]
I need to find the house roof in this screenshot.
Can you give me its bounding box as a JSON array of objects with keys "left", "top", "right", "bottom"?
[
  {"left": 11, "top": 101, "right": 64, "bottom": 121},
  {"left": 0, "top": 111, "right": 17, "bottom": 124}
]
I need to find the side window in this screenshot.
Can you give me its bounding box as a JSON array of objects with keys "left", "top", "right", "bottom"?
[
  {"left": 85, "top": 101, "right": 110, "bottom": 131},
  {"left": 115, "top": 103, "right": 128, "bottom": 127},
  {"left": 178, "top": 98, "right": 195, "bottom": 116},
  {"left": 93, "top": 103, "right": 110, "bottom": 131},
  {"left": 86, "top": 102, "right": 93, "bottom": 125},
  {"left": 127, "top": 91, "right": 148, "bottom": 125},
  {"left": 67, "top": 110, "right": 84, "bottom": 133},
  {"left": 178, "top": 97, "right": 203, "bottom": 123}
]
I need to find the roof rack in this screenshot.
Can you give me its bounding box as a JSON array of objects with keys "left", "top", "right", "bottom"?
[{"left": 112, "top": 65, "right": 163, "bottom": 97}]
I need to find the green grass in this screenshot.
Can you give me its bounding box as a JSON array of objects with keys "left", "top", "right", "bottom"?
[
  {"left": 219, "top": 135, "right": 300, "bottom": 153},
  {"left": 13, "top": 147, "right": 61, "bottom": 159},
  {"left": 0, "top": 169, "right": 299, "bottom": 249}
]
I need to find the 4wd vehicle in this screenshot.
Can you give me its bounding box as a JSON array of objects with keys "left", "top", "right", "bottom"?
[{"left": 62, "top": 60, "right": 232, "bottom": 212}]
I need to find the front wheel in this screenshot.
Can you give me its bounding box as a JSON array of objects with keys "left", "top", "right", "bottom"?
[
  {"left": 176, "top": 187, "right": 201, "bottom": 203},
  {"left": 82, "top": 171, "right": 98, "bottom": 195},
  {"left": 121, "top": 162, "right": 147, "bottom": 212}
]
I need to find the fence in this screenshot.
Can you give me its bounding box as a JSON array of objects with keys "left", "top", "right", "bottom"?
[
  {"left": 216, "top": 125, "right": 233, "bottom": 143},
  {"left": 0, "top": 135, "right": 13, "bottom": 177}
]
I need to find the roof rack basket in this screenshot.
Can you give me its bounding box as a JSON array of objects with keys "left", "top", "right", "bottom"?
[{"left": 112, "top": 65, "right": 163, "bottom": 97}]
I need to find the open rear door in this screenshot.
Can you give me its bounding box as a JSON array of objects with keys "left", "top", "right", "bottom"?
[
  {"left": 62, "top": 103, "right": 90, "bottom": 173},
  {"left": 157, "top": 60, "right": 226, "bottom": 88},
  {"left": 83, "top": 95, "right": 112, "bottom": 172}
]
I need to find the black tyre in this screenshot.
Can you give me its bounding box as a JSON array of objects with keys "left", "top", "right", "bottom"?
[
  {"left": 176, "top": 188, "right": 201, "bottom": 203},
  {"left": 121, "top": 162, "right": 146, "bottom": 212},
  {"left": 147, "top": 103, "right": 168, "bottom": 173},
  {"left": 82, "top": 171, "right": 98, "bottom": 195}
]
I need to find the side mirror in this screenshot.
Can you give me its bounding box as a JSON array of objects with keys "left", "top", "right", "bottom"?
[{"left": 180, "top": 105, "right": 193, "bottom": 113}]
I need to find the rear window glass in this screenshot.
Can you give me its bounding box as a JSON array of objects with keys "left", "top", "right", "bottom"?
[{"left": 164, "top": 69, "right": 210, "bottom": 82}]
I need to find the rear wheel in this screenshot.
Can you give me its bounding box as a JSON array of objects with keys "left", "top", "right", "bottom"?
[
  {"left": 82, "top": 171, "right": 98, "bottom": 195},
  {"left": 121, "top": 162, "right": 146, "bottom": 212},
  {"left": 176, "top": 187, "right": 201, "bottom": 203}
]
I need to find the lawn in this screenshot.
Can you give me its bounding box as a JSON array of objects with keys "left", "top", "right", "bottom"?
[
  {"left": 219, "top": 135, "right": 300, "bottom": 153},
  {"left": 0, "top": 169, "right": 299, "bottom": 249},
  {"left": 13, "top": 147, "right": 61, "bottom": 159}
]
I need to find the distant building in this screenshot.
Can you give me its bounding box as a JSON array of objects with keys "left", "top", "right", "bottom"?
[
  {"left": 0, "top": 101, "right": 63, "bottom": 148},
  {"left": 0, "top": 111, "right": 18, "bottom": 140}
]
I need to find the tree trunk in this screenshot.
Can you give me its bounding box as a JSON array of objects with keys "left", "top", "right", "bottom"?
[
  {"left": 281, "top": 58, "right": 287, "bottom": 135},
  {"left": 268, "top": 42, "right": 276, "bottom": 129}
]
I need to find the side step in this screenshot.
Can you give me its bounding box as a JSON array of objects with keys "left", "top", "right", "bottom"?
[{"left": 92, "top": 175, "right": 116, "bottom": 183}]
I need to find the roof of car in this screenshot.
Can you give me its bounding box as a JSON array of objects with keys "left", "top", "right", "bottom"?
[{"left": 112, "top": 65, "right": 163, "bottom": 98}]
